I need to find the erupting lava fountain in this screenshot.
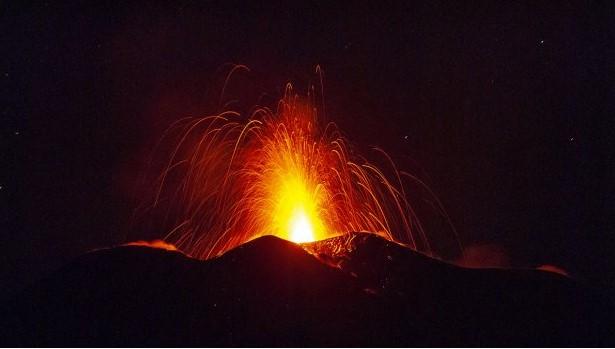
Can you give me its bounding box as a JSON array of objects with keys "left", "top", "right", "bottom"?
[{"left": 143, "top": 66, "right": 457, "bottom": 259}]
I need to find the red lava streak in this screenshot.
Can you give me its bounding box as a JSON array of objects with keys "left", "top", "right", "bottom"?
[{"left": 144, "top": 67, "right": 458, "bottom": 259}]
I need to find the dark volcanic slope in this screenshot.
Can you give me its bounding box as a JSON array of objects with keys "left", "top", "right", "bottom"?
[{"left": 2, "top": 233, "right": 614, "bottom": 346}]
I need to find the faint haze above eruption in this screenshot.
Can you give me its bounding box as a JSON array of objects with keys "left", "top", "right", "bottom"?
[{"left": 132, "top": 65, "right": 460, "bottom": 259}]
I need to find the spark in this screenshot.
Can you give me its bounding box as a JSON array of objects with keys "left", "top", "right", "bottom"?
[{"left": 142, "top": 68, "right": 458, "bottom": 259}]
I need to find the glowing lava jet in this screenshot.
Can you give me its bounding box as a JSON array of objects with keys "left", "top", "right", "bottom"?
[{"left": 147, "top": 70, "right": 447, "bottom": 259}]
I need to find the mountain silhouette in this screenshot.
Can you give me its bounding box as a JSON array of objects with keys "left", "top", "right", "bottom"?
[{"left": 2, "top": 232, "right": 613, "bottom": 346}]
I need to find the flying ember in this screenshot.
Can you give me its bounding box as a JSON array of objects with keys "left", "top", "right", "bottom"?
[{"left": 144, "top": 67, "right": 451, "bottom": 259}]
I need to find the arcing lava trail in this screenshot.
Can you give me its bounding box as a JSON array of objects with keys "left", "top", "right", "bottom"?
[{"left": 139, "top": 69, "right": 457, "bottom": 260}]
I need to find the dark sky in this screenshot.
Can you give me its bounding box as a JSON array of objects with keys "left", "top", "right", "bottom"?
[{"left": 3, "top": 1, "right": 614, "bottom": 299}]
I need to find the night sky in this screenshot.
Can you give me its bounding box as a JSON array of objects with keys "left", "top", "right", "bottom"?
[{"left": 3, "top": 1, "right": 613, "bottom": 299}]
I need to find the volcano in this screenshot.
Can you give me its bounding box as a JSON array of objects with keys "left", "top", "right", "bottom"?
[{"left": 2, "top": 232, "right": 613, "bottom": 346}]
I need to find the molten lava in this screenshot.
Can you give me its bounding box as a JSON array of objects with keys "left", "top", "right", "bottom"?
[
  {"left": 144, "top": 68, "right": 456, "bottom": 259},
  {"left": 288, "top": 208, "right": 315, "bottom": 243},
  {"left": 252, "top": 112, "right": 328, "bottom": 244}
]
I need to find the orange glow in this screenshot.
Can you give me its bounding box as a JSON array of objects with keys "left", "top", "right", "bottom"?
[
  {"left": 537, "top": 264, "right": 569, "bottom": 277},
  {"left": 145, "top": 67, "right": 457, "bottom": 259},
  {"left": 124, "top": 240, "right": 178, "bottom": 251}
]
